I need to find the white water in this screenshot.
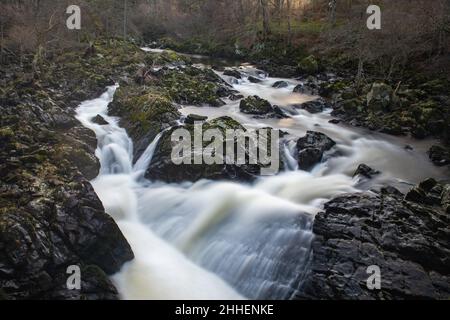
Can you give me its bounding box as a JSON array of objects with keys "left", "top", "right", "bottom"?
[{"left": 76, "top": 62, "right": 447, "bottom": 300}]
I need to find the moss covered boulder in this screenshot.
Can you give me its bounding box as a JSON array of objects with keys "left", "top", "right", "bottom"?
[
  {"left": 145, "top": 116, "right": 282, "bottom": 183},
  {"left": 297, "top": 55, "right": 319, "bottom": 75}
]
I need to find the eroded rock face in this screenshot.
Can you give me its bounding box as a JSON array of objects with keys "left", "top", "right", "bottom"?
[
  {"left": 296, "top": 131, "right": 336, "bottom": 170},
  {"left": 0, "top": 39, "right": 139, "bottom": 300},
  {"left": 297, "top": 181, "right": 450, "bottom": 300}
]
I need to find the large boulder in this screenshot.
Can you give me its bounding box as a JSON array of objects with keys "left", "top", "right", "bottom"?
[
  {"left": 297, "top": 55, "right": 319, "bottom": 75},
  {"left": 273, "top": 81, "right": 289, "bottom": 89},
  {"left": 297, "top": 181, "right": 450, "bottom": 300},
  {"left": 296, "top": 131, "right": 336, "bottom": 170},
  {"left": 367, "top": 82, "right": 394, "bottom": 112},
  {"left": 146, "top": 116, "right": 282, "bottom": 183},
  {"left": 223, "top": 68, "right": 242, "bottom": 79},
  {"left": 295, "top": 98, "right": 329, "bottom": 114},
  {"left": 239, "top": 95, "right": 287, "bottom": 119}
]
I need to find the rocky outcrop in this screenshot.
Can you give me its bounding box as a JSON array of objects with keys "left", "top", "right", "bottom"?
[
  {"left": 109, "top": 86, "right": 181, "bottom": 161},
  {"left": 296, "top": 131, "right": 336, "bottom": 170},
  {"left": 0, "top": 39, "right": 139, "bottom": 300},
  {"left": 298, "top": 179, "right": 450, "bottom": 300}
]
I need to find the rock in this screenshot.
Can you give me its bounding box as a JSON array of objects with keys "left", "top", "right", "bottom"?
[
  {"left": 428, "top": 145, "right": 450, "bottom": 166},
  {"left": 296, "top": 131, "right": 336, "bottom": 170},
  {"left": 240, "top": 96, "right": 272, "bottom": 115},
  {"left": 145, "top": 116, "right": 281, "bottom": 183},
  {"left": 295, "top": 98, "right": 328, "bottom": 114},
  {"left": 353, "top": 164, "right": 381, "bottom": 179},
  {"left": 297, "top": 55, "right": 319, "bottom": 75},
  {"left": 329, "top": 119, "right": 341, "bottom": 124},
  {"left": 229, "top": 93, "right": 244, "bottom": 101},
  {"left": 248, "top": 76, "right": 262, "bottom": 83},
  {"left": 297, "top": 181, "right": 450, "bottom": 300},
  {"left": 293, "top": 82, "right": 319, "bottom": 96},
  {"left": 185, "top": 114, "right": 208, "bottom": 125},
  {"left": 367, "top": 82, "right": 394, "bottom": 112},
  {"left": 109, "top": 86, "right": 182, "bottom": 161},
  {"left": 272, "top": 81, "right": 289, "bottom": 89},
  {"left": 92, "top": 115, "right": 109, "bottom": 126},
  {"left": 223, "top": 68, "right": 242, "bottom": 79}
]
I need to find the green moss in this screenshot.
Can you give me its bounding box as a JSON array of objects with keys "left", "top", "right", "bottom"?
[{"left": 298, "top": 55, "right": 319, "bottom": 75}]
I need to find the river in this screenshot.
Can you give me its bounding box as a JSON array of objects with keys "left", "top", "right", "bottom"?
[{"left": 75, "top": 51, "right": 446, "bottom": 300}]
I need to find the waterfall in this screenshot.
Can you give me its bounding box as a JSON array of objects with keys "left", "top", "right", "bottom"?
[{"left": 75, "top": 62, "right": 445, "bottom": 300}]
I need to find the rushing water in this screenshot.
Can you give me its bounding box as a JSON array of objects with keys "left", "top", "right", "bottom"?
[{"left": 75, "top": 56, "right": 447, "bottom": 300}]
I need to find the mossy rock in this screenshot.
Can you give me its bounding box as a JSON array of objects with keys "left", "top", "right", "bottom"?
[
  {"left": 240, "top": 96, "right": 273, "bottom": 115},
  {"left": 298, "top": 55, "right": 319, "bottom": 75},
  {"left": 367, "top": 82, "right": 394, "bottom": 112}
]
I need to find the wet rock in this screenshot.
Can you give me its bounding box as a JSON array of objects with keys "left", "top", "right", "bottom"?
[
  {"left": 353, "top": 164, "right": 381, "bottom": 179},
  {"left": 273, "top": 81, "right": 289, "bottom": 89},
  {"left": 109, "top": 86, "right": 182, "bottom": 161},
  {"left": 248, "top": 76, "right": 262, "bottom": 83},
  {"left": 428, "top": 145, "right": 450, "bottom": 167},
  {"left": 186, "top": 114, "right": 208, "bottom": 125},
  {"left": 92, "top": 115, "right": 109, "bottom": 126},
  {"left": 295, "top": 98, "right": 329, "bottom": 114},
  {"left": 229, "top": 93, "right": 244, "bottom": 101},
  {"left": 145, "top": 116, "right": 280, "bottom": 183},
  {"left": 329, "top": 119, "right": 341, "bottom": 124},
  {"left": 296, "top": 131, "right": 336, "bottom": 170},
  {"left": 239, "top": 95, "right": 286, "bottom": 118},
  {"left": 223, "top": 68, "right": 242, "bottom": 79},
  {"left": 298, "top": 181, "right": 450, "bottom": 300}
]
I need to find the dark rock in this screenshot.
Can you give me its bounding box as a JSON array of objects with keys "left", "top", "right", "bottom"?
[
  {"left": 223, "top": 69, "right": 242, "bottom": 79},
  {"left": 272, "top": 81, "right": 289, "bottom": 89},
  {"left": 239, "top": 96, "right": 273, "bottom": 116},
  {"left": 248, "top": 76, "right": 262, "bottom": 83},
  {"left": 186, "top": 114, "right": 208, "bottom": 125},
  {"left": 428, "top": 145, "right": 450, "bottom": 167},
  {"left": 293, "top": 83, "right": 319, "bottom": 96},
  {"left": 329, "top": 119, "right": 341, "bottom": 124},
  {"left": 229, "top": 94, "right": 244, "bottom": 101},
  {"left": 353, "top": 164, "right": 381, "bottom": 179},
  {"left": 296, "top": 131, "right": 336, "bottom": 170},
  {"left": 295, "top": 98, "right": 329, "bottom": 114},
  {"left": 297, "top": 181, "right": 450, "bottom": 300},
  {"left": 92, "top": 115, "right": 109, "bottom": 126}
]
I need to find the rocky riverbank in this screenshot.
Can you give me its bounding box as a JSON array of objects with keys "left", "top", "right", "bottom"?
[
  {"left": 0, "top": 39, "right": 143, "bottom": 299},
  {"left": 297, "top": 179, "right": 450, "bottom": 300}
]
